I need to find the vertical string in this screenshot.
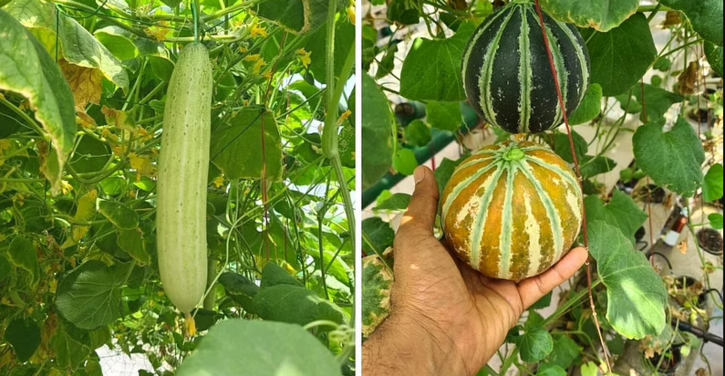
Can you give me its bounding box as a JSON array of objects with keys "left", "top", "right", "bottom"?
[{"left": 532, "top": 0, "right": 611, "bottom": 369}]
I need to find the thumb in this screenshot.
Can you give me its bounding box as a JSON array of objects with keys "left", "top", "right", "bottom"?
[{"left": 397, "top": 166, "right": 439, "bottom": 238}]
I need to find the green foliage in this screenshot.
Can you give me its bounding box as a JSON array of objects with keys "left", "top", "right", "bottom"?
[
  {"left": 514, "top": 312, "right": 553, "bottom": 363},
  {"left": 405, "top": 120, "right": 432, "bottom": 147},
  {"left": 374, "top": 193, "right": 412, "bottom": 211},
  {"left": 5, "top": 319, "right": 41, "bottom": 362},
  {"left": 658, "top": 0, "right": 723, "bottom": 45},
  {"left": 1, "top": 1, "right": 355, "bottom": 373},
  {"left": 426, "top": 101, "right": 464, "bottom": 131},
  {"left": 540, "top": 0, "right": 639, "bottom": 32},
  {"left": 633, "top": 117, "right": 706, "bottom": 197},
  {"left": 393, "top": 148, "right": 418, "bottom": 175},
  {"left": 702, "top": 163, "right": 723, "bottom": 202},
  {"left": 588, "top": 221, "right": 667, "bottom": 339},
  {"left": 584, "top": 190, "right": 648, "bottom": 243},
  {"left": 568, "top": 84, "right": 602, "bottom": 125},
  {"left": 362, "top": 217, "right": 395, "bottom": 256},
  {"left": 582, "top": 14, "right": 657, "bottom": 96},
  {"left": 361, "top": 73, "right": 395, "bottom": 190},
  {"left": 175, "top": 320, "right": 343, "bottom": 376}
]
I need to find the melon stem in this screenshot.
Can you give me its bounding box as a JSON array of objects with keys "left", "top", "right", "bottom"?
[{"left": 502, "top": 147, "right": 525, "bottom": 161}]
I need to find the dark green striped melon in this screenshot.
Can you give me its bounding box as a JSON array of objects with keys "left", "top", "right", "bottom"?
[
  {"left": 440, "top": 141, "right": 583, "bottom": 281},
  {"left": 461, "top": 2, "right": 590, "bottom": 134}
]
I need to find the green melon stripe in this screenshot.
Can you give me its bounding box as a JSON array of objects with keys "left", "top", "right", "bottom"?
[
  {"left": 557, "top": 23, "right": 590, "bottom": 104},
  {"left": 526, "top": 155, "right": 579, "bottom": 190},
  {"left": 462, "top": 8, "right": 510, "bottom": 101},
  {"left": 498, "top": 163, "right": 517, "bottom": 278},
  {"left": 469, "top": 165, "right": 505, "bottom": 269},
  {"left": 518, "top": 5, "right": 532, "bottom": 133},
  {"left": 518, "top": 159, "right": 564, "bottom": 262},
  {"left": 479, "top": 9, "right": 517, "bottom": 129},
  {"left": 521, "top": 145, "right": 556, "bottom": 153},
  {"left": 456, "top": 155, "right": 497, "bottom": 172},
  {"left": 471, "top": 149, "right": 499, "bottom": 157},
  {"left": 442, "top": 160, "right": 500, "bottom": 219}
]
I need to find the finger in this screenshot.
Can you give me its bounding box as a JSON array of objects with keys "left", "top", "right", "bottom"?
[
  {"left": 397, "top": 166, "right": 439, "bottom": 238},
  {"left": 517, "top": 247, "right": 588, "bottom": 309}
]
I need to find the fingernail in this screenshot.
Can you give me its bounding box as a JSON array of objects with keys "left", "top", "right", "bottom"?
[{"left": 414, "top": 166, "right": 425, "bottom": 184}]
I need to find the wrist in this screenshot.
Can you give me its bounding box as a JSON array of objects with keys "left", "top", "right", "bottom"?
[{"left": 363, "top": 311, "right": 471, "bottom": 376}]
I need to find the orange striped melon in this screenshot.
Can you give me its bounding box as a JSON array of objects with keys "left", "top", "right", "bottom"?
[{"left": 440, "top": 140, "right": 583, "bottom": 281}]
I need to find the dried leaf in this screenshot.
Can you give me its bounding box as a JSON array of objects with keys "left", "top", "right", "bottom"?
[
  {"left": 677, "top": 240, "right": 688, "bottom": 254},
  {"left": 677, "top": 61, "right": 702, "bottom": 95},
  {"left": 663, "top": 11, "right": 682, "bottom": 27},
  {"left": 60, "top": 60, "right": 103, "bottom": 110}
]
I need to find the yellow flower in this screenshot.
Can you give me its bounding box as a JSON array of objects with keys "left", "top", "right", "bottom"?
[
  {"left": 251, "top": 24, "right": 268, "bottom": 38},
  {"left": 347, "top": 1, "right": 356, "bottom": 25},
  {"left": 296, "top": 49, "right": 311, "bottom": 69},
  {"left": 337, "top": 110, "right": 352, "bottom": 125},
  {"left": 239, "top": 46, "right": 249, "bottom": 53},
  {"left": 128, "top": 152, "right": 155, "bottom": 180},
  {"left": 253, "top": 59, "right": 267, "bottom": 74},
  {"left": 61, "top": 180, "right": 74, "bottom": 195},
  {"left": 213, "top": 175, "right": 225, "bottom": 188},
  {"left": 262, "top": 71, "right": 273, "bottom": 80},
  {"left": 243, "top": 54, "right": 261, "bottom": 62}
]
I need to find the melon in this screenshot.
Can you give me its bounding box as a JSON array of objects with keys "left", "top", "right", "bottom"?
[
  {"left": 461, "top": 2, "right": 590, "bottom": 134},
  {"left": 440, "top": 140, "right": 583, "bottom": 281}
]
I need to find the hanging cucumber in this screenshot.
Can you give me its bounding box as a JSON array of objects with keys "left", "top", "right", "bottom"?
[{"left": 157, "top": 43, "right": 212, "bottom": 316}]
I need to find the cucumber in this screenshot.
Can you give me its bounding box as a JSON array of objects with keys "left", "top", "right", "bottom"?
[{"left": 157, "top": 43, "right": 212, "bottom": 314}]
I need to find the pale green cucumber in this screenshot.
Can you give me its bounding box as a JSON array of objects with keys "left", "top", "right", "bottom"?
[{"left": 157, "top": 43, "right": 212, "bottom": 314}]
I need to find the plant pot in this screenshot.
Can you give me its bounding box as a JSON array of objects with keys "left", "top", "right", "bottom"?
[
  {"left": 696, "top": 228, "right": 723, "bottom": 256},
  {"left": 634, "top": 184, "right": 667, "bottom": 204},
  {"left": 651, "top": 343, "right": 683, "bottom": 375},
  {"left": 671, "top": 276, "right": 707, "bottom": 309}
]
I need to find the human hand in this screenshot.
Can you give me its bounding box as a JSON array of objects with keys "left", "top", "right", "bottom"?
[{"left": 362, "top": 166, "right": 588, "bottom": 376}]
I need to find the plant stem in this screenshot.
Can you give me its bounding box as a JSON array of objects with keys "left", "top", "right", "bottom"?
[{"left": 0, "top": 96, "right": 46, "bottom": 137}]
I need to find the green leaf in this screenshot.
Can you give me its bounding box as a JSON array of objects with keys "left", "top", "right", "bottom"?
[
  {"left": 580, "top": 155, "right": 616, "bottom": 178},
  {"left": 546, "top": 335, "right": 581, "bottom": 369},
  {"left": 704, "top": 42, "right": 723, "bottom": 76},
  {"left": 709, "top": 213, "right": 723, "bottom": 230},
  {"left": 633, "top": 117, "right": 705, "bottom": 197},
  {"left": 362, "top": 217, "right": 395, "bottom": 256},
  {"left": 584, "top": 190, "right": 648, "bottom": 243},
  {"left": 653, "top": 57, "right": 672, "bottom": 72},
  {"left": 0, "top": 9, "right": 76, "bottom": 193},
  {"left": 582, "top": 14, "right": 657, "bottom": 96},
  {"left": 253, "top": 284, "right": 344, "bottom": 326},
  {"left": 68, "top": 136, "right": 112, "bottom": 174},
  {"left": 632, "top": 84, "right": 683, "bottom": 124},
  {"left": 361, "top": 74, "right": 395, "bottom": 190},
  {"left": 399, "top": 25, "right": 473, "bottom": 101},
  {"left": 374, "top": 193, "right": 412, "bottom": 211},
  {"left": 5, "top": 319, "right": 41, "bottom": 362},
  {"left": 219, "top": 272, "right": 260, "bottom": 314},
  {"left": 50, "top": 322, "right": 93, "bottom": 371},
  {"left": 306, "top": 17, "right": 354, "bottom": 84},
  {"left": 256, "top": 0, "right": 331, "bottom": 34},
  {"left": 393, "top": 148, "right": 418, "bottom": 175},
  {"left": 540, "top": 0, "right": 639, "bottom": 32},
  {"left": 553, "top": 131, "right": 587, "bottom": 164},
  {"left": 568, "top": 84, "right": 602, "bottom": 125},
  {"left": 426, "top": 101, "right": 463, "bottom": 131},
  {"left": 176, "top": 320, "right": 343, "bottom": 376},
  {"left": 55, "top": 260, "right": 134, "bottom": 330},
  {"left": 211, "top": 108, "right": 283, "bottom": 181},
  {"left": 376, "top": 44, "right": 399, "bottom": 79},
  {"left": 362, "top": 255, "right": 393, "bottom": 338},
  {"left": 0, "top": 255, "right": 10, "bottom": 281},
  {"left": 7, "top": 236, "right": 38, "bottom": 283},
  {"left": 434, "top": 157, "right": 463, "bottom": 194},
  {"left": 405, "top": 119, "right": 432, "bottom": 147},
  {"left": 702, "top": 163, "right": 723, "bottom": 202},
  {"left": 515, "top": 312, "right": 554, "bottom": 363},
  {"left": 588, "top": 221, "right": 667, "bottom": 339},
  {"left": 260, "top": 262, "right": 302, "bottom": 288},
  {"left": 614, "top": 93, "right": 642, "bottom": 114},
  {"left": 6, "top": 0, "right": 129, "bottom": 88},
  {"left": 580, "top": 362, "right": 599, "bottom": 376},
  {"left": 658, "top": 0, "right": 723, "bottom": 46},
  {"left": 388, "top": 0, "right": 420, "bottom": 25},
  {"left": 93, "top": 26, "right": 138, "bottom": 61},
  {"left": 116, "top": 228, "right": 150, "bottom": 264},
  {"left": 98, "top": 200, "right": 138, "bottom": 230},
  {"left": 536, "top": 364, "right": 567, "bottom": 376},
  {"left": 529, "top": 292, "right": 552, "bottom": 310}
]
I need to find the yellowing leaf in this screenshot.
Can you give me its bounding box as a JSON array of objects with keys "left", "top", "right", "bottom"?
[
  {"left": 101, "top": 106, "right": 135, "bottom": 131},
  {"left": 337, "top": 110, "right": 351, "bottom": 125},
  {"left": 76, "top": 111, "right": 98, "bottom": 129},
  {"left": 347, "top": 4, "right": 356, "bottom": 25},
  {"left": 59, "top": 60, "right": 103, "bottom": 110},
  {"left": 296, "top": 48, "right": 311, "bottom": 69},
  {"left": 128, "top": 153, "right": 155, "bottom": 180}
]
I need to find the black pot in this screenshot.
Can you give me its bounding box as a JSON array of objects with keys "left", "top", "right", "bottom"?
[
  {"left": 651, "top": 343, "right": 683, "bottom": 375},
  {"left": 697, "top": 228, "right": 723, "bottom": 256}
]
